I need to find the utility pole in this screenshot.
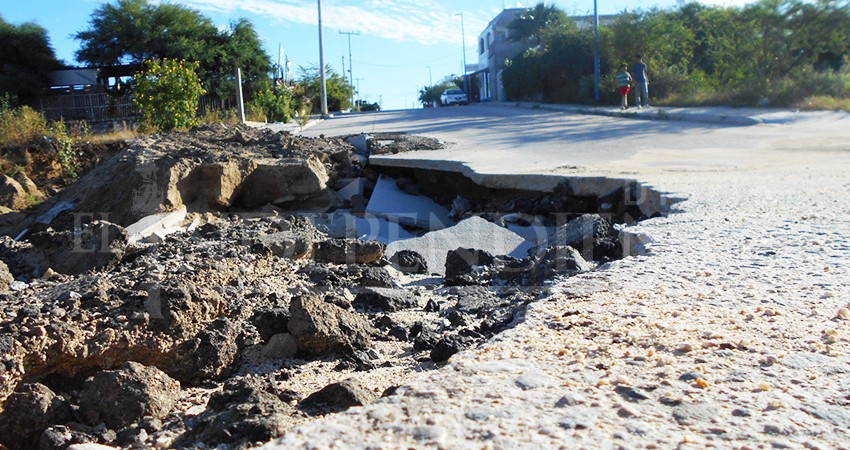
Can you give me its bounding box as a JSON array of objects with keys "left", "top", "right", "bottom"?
[
  {"left": 339, "top": 31, "right": 359, "bottom": 112},
  {"left": 426, "top": 66, "right": 432, "bottom": 86},
  {"left": 456, "top": 13, "right": 468, "bottom": 93},
  {"left": 593, "top": 0, "right": 601, "bottom": 102},
  {"left": 355, "top": 77, "right": 364, "bottom": 108},
  {"left": 317, "top": 0, "right": 328, "bottom": 116}
]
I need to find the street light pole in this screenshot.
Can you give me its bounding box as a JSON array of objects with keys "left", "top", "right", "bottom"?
[
  {"left": 593, "top": 0, "right": 601, "bottom": 102},
  {"left": 317, "top": 0, "right": 328, "bottom": 116},
  {"left": 339, "top": 30, "right": 359, "bottom": 111},
  {"left": 426, "top": 66, "right": 432, "bottom": 86}
]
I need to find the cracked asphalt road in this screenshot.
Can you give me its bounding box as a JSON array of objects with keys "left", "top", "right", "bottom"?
[{"left": 261, "top": 104, "right": 850, "bottom": 449}]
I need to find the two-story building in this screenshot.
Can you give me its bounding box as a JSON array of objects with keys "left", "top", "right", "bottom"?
[{"left": 474, "top": 8, "right": 526, "bottom": 103}]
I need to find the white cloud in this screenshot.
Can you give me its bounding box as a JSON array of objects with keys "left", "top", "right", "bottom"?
[{"left": 177, "top": 0, "right": 488, "bottom": 45}]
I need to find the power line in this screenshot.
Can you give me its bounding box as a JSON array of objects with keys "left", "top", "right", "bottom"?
[{"left": 352, "top": 52, "right": 462, "bottom": 68}]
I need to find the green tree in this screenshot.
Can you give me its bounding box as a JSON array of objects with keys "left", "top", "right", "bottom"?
[
  {"left": 0, "top": 16, "right": 62, "bottom": 102},
  {"left": 356, "top": 100, "right": 381, "bottom": 111},
  {"left": 204, "top": 19, "right": 272, "bottom": 102},
  {"left": 297, "top": 65, "right": 354, "bottom": 113},
  {"left": 133, "top": 59, "right": 205, "bottom": 131},
  {"left": 508, "top": 3, "right": 571, "bottom": 47},
  {"left": 75, "top": 0, "right": 270, "bottom": 102},
  {"left": 418, "top": 82, "right": 457, "bottom": 107}
]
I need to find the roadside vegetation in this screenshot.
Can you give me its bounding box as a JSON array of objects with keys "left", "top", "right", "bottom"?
[{"left": 501, "top": 0, "right": 850, "bottom": 109}]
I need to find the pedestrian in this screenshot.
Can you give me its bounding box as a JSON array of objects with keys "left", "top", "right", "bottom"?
[
  {"left": 616, "top": 64, "right": 632, "bottom": 110},
  {"left": 632, "top": 54, "right": 649, "bottom": 108}
]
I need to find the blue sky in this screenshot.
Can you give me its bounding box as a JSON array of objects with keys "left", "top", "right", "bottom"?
[{"left": 2, "top": 0, "right": 752, "bottom": 110}]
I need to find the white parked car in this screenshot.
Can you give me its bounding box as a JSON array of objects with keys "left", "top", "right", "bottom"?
[{"left": 440, "top": 89, "right": 469, "bottom": 106}]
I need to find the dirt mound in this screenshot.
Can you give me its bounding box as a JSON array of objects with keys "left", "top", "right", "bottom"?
[{"left": 6, "top": 124, "right": 362, "bottom": 237}]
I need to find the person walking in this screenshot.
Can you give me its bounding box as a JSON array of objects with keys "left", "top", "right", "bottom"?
[
  {"left": 616, "top": 64, "right": 632, "bottom": 110},
  {"left": 632, "top": 54, "right": 649, "bottom": 108}
]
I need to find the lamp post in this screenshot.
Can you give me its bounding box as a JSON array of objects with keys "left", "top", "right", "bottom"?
[
  {"left": 593, "top": 0, "right": 601, "bottom": 102},
  {"left": 426, "top": 66, "right": 432, "bottom": 86},
  {"left": 317, "top": 0, "right": 328, "bottom": 116}
]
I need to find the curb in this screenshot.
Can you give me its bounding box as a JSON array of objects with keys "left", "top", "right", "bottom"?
[{"left": 500, "top": 102, "right": 764, "bottom": 126}]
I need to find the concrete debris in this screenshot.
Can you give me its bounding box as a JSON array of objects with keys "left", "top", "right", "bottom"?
[
  {"left": 344, "top": 133, "right": 370, "bottom": 155},
  {"left": 366, "top": 175, "right": 454, "bottom": 230},
  {"left": 125, "top": 206, "right": 188, "bottom": 243},
  {"left": 318, "top": 212, "right": 416, "bottom": 244},
  {"left": 336, "top": 177, "right": 366, "bottom": 201},
  {"left": 386, "top": 216, "right": 533, "bottom": 276}
]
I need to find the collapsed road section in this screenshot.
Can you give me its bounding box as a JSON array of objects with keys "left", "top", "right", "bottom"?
[{"left": 0, "top": 124, "right": 673, "bottom": 449}]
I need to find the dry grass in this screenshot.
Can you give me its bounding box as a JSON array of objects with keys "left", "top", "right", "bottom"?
[
  {"left": 199, "top": 108, "right": 241, "bottom": 125},
  {"left": 0, "top": 105, "right": 55, "bottom": 147},
  {"left": 86, "top": 129, "right": 141, "bottom": 144},
  {"left": 793, "top": 96, "right": 850, "bottom": 111}
]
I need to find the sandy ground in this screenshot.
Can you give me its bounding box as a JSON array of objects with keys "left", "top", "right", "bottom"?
[{"left": 258, "top": 105, "right": 850, "bottom": 449}]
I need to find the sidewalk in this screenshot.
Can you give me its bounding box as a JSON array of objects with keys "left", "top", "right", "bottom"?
[
  {"left": 493, "top": 101, "right": 842, "bottom": 126},
  {"left": 245, "top": 115, "right": 324, "bottom": 133}
]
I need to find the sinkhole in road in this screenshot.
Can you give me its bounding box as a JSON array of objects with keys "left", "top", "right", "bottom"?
[
  {"left": 0, "top": 126, "right": 680, "bottom": 449},
  {"left": 327, "top": 162, "right": 675, "bottom": 277}
]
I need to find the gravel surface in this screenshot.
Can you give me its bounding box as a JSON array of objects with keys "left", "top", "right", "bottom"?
[{"left": 260, "top": 109, "right": 850, "bottom": 449}]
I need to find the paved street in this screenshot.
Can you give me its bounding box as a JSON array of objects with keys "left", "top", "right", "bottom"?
[
  {"left": 265, "top": 104, "right": 850, "bottom": 449},
  {"left": 303, "top": 104, "right": 850, "bottom": 178}
]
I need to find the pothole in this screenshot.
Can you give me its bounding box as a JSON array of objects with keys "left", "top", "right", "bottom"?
[{"left": 0, "top": 124, "right": 675, "bottom": 449}]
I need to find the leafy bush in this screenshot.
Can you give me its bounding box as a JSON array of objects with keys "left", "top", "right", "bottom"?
[
  {"left": 247, "top": 88, "right": 293, "bottom": 123},
  {"left": 502, "top": 51, "right": 544, "bottom": 102},
  {"left": 133, "top": 59, "right": 206, "bottom": 132},
  {"left": 297, "top": 65, "right": 353, "bottom": 113}
]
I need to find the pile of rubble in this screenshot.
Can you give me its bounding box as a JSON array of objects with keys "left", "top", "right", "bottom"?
[{"left": 0, "top": 124, "right": 653, "bottom": 449}]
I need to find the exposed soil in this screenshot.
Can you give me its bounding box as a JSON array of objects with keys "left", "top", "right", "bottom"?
[{"left": 0, "top": 124, "right": 656, "bottom": 449}]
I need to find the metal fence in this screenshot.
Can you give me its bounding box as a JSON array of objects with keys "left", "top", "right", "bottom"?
[
  {"left": 198, "top": 96, "right": 237, "bottom": 116},
  {"left": 36, "top": 93, "right": 236, "bottom": 122},
  {"left": 37, "top": 93, "right": 137, "bottom": 121}
]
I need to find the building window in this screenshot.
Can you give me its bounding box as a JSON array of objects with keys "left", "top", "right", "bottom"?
[{"left": 479, "top": 38, "right": 484, "bottom": 54}]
